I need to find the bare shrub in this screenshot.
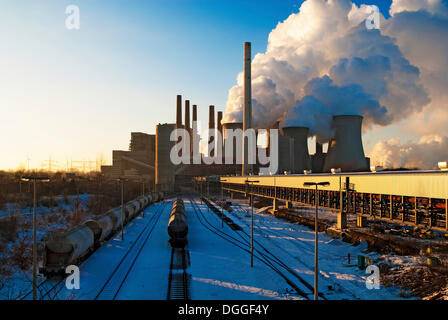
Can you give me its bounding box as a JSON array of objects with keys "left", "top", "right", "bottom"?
[
  {"left": 0, "top": 216, "right": 18, "bottom": 242},
  {"left": 9, "top": 237, "right": 32, "bottom": 271}
]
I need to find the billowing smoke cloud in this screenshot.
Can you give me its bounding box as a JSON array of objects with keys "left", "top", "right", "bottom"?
[
  {"left": 223, "top": 0, "right": 429, "bottom": 139},
  {"left": 367, "top": 0, "right": 448, "bottom": 169},
  {"left": 223, "top": 0, "right": 448, "bottom": 169},
  {"left": 390, "top": 0, "right": 448, "bottom": 17},
  {"left": 282, "top": 75, "right": 389, "bottom": 141},
  {"left": 370, "top": 135, "right": 448, "bottom": 169}
]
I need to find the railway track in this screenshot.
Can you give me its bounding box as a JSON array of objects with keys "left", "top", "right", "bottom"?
[
  {"left": 231, "top": 203, "right": 343, "bottom": 261},
  {"left": 94, "top": 201, "right": 168, "bottom": 300},
  {"left": 229, "top": 203, "right": 359, "bottom": 299},
  {"left": 19, "top": 278, "right": 66, "bottom": 300},
  {"left": 203, "top": 198, "right": 327, "bottom": 299},
  {"left": 167, "top": 247, "right": 190, "bottom": 300},
  {"left": 190, "top": 198, "right": 323, "bottom": 300}
]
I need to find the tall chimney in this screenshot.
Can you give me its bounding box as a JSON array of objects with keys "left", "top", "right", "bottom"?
[
  {"left": 192, "top": 104, "right": 198, "bottom": 160},
  {"left": 185, "top": 100, "right": 190, "bottom": 132},
  {"left": 185, "top": 100, "right": 191, "bottom": 155},
  {"left": 208, "top": 105, "right": 215, "bottom": 129},
  {"left": 208, "top": 105, "right": 215, "bottom": 157},
  {"left": 243, "top": 42, "right": 252, "bottom": 175},
  {"left": 192, "top": 104, "right": 197, "bottom": 123},
  {"left": 176, "top": 95, "right": 182, "bottom": 129},
  {"left": 217, "top": 111, "right": 223, "bottom": 135},
  {"left": 217, "top": 111, "right": 223, "bottom": 160}
]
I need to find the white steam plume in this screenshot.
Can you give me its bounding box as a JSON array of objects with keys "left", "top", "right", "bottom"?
[
  {"left": 370, "top": 135, "right": 448, "bottom": 169},
  {"left": 223, "top": 0, "right": 429, "bottom": 142},
  {"left": 224, "top": 0, "right": 448, "bottom": 169}
]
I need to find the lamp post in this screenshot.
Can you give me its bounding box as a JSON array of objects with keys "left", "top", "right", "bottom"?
[
  {"left": 245, "top": 179, "right": 259, "bottom": 267},
  {"left": 21, "top": 175, "right": 50, "bottom": 301},
  {"left": 303, "top": 181, "right": 330, "bottom": 300},
  {"left": 221, "top": 179, "right": 227, "bottom": 228}
]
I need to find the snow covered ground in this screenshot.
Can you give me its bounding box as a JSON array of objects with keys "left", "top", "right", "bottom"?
[
  {"left": 0, "top": 194, "right": 94, "bottom": 300},
  {"left": 224, "top": 200, "right": 411, "bottom": 299},
  {"left": 0, "top": 194, "right": 91, "bottom": 220},
  {"left": 22, "top": 196, "right": 417, "bottom": 300}
]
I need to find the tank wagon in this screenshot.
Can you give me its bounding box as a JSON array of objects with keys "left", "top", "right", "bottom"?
[
  {"left": 168, "top": 199, "right": 188, "bottom": 248},
  {"left": 42, "top": 191, "right": 165, "bottom": 276}
]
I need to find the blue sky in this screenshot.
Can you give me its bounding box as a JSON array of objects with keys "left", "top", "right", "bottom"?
[{"left": 0, "top": 0, "right": 393, "bottom": 170}]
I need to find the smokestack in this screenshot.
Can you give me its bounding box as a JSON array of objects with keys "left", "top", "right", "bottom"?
[
  {"left": 208, "top": 105, "right": 215, "bottom": 129},
  {"left": 185, "top": 100, "right": 190, "bottom": 132},
  {"left": 323, "top": 115, "right": 368, "bottom": 172},
  {"left": 192, "top": 104, "right": 199, "bottom": 161},
  {"left": 243, "top": 42, "right": 252, "bottom": 176},
  {"left": 192, "top": 104, "right": 197, "bottom": 123},
  {"left": 217, "top": 111, "right": 223, "bottom": 134},
  {"left": 208, "top": 105, "right": 215, "bottom": 157},
  {"left": 281, "top": 126, "right": 312, "bottom": 173},
  {"left": 217, "top": 111, "right": 223, "bottom": 160},
  {"left": 176, "top": 95, "right": 182, "bottom": 129},
  {"left": 185, "top": 100, "right": 191, "bottom": 156}
]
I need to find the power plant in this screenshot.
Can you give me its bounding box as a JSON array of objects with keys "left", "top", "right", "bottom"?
[{"left": 101, "top": 42, "right": 374, "bottom": 192}]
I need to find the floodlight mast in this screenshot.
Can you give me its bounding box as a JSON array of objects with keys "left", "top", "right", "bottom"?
[
  {"left": 21, "top": 176, "right": 50, "bottom": 300},
  {"left": 303, "top": 181, "right": 329, "bottom": 300}
]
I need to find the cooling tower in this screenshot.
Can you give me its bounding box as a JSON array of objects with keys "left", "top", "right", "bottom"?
[
  {"left": 323, "top": 115, "right": 368, "bottom": 172},
  {"left": 281, "top": 126, "right": 312, "bottom": 173}
]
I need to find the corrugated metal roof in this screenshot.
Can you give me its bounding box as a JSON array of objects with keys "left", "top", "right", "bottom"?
[{"left": 217, "top": 171, "right": 448, "bottom": 198}]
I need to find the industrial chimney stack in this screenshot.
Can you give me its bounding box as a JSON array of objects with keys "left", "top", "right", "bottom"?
[
  {"left": 192, "top": 104, "right": 199, "bottom": 161},
  {"left": 185, "top": 100, "right": 191, "bottom": 156},
  {"left": 209, "top": 105, "right": 215, "bottom": 157},
  {"left": 243, "top": 42, "right": 252, "bottom": 176},
  {"left": 176, "top": 95, "right": 183, "bottom": 129}
]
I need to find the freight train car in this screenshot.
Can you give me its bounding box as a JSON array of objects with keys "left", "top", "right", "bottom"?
[
  {"left": 42, "top": 225, "right": 95, "bottom": 275},
  {"left": 167, "top": 199, "right": 188, "bottom": 248},
  {"left": 42, "top": 194, "right": 159, "bottom": 277}
]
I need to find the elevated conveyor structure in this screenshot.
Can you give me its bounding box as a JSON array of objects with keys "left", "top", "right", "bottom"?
[{"left": 193, "top": 171, "right": 448, "bottom": 232}]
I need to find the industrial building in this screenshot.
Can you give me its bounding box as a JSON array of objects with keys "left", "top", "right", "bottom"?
[
  {"left": 101, "top": 95, "right": 242, "bottom": 192},
  {"left": 102, "top": 41, "right": 374, "bottom": 192},
  {"left": 193, "top": 169, "right": 448, "bottom": 232}
]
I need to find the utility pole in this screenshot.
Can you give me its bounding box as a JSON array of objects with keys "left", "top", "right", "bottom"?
[
  {"left": 304, "top": 181, "right": 330, "bottom": 300},
  {"left": 245, "top": 179, "right": 259, "bottom": 267},
  {"left": 221, "top": 181, "right": 224, "bottom": 228},
  {"left": 21, "top": 175, "right": 50, "bottom": 301}
]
